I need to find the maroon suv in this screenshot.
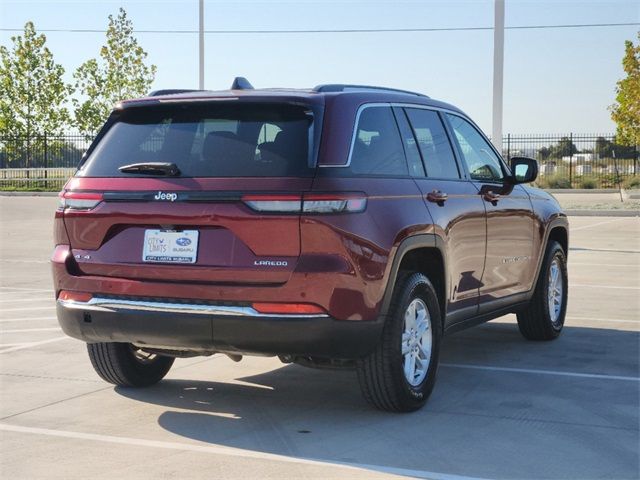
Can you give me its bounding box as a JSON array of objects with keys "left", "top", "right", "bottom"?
[{"left": 52, "top": 79, "right": 569, "bottom": 412}]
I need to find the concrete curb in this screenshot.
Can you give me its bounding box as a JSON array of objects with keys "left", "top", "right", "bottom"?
[
  {"left": 0, "top": 191, "right": 59, "bottom": 197},
  {"left": 546, "top": 188, "right": 621, "bottom": 194},
  {"left": 565, "top": 209, "right": 639, "bottom": 217}
]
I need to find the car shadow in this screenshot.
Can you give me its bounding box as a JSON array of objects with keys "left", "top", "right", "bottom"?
[{"left": 115, "top": 322, "right": 639, "bottom": 479}]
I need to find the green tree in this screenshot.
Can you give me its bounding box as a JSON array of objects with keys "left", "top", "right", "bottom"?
[
  {"left": 610, "top": 32, "right": 640, "bottom": 146},
  {"left": 73, "top": 8, "right": 157, "bottom": 137},
  {"left": 548, "top": 137, "right": 578, "bottom": 159},
  {"left": 0, "top": 22, "right": 72, "bottom": 138}
]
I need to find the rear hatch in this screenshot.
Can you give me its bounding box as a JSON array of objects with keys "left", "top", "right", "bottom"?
[{"left": 61, "top": 100, "right": 322, "bottom": 285}]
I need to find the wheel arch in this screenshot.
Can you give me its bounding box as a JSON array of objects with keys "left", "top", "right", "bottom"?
[
  {"left": 379, "top": 234, "right": 447, "bottom": 325},
  {"left": 531, "top": 216, "right": 569, "bottom": 290}
]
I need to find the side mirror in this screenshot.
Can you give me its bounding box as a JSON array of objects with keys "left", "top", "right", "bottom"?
[{"left": 510, "top": 157, "right": 538, "bottom": 184}]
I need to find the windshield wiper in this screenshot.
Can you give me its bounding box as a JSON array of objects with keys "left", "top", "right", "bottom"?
[{"left": 118, "top": 162, "right": 181, "bottom": 176}]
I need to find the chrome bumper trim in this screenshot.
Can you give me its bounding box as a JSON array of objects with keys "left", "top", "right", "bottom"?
[{"left": 57, "top": 297, "right": 329, "bottom": 319}]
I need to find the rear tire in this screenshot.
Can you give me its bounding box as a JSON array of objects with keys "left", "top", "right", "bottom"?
[
  {"left": 517, "top": 241, "right": 568, "bottom": 341},
  {"left": 87, "top": 342, "right": 174, "bottom": 387},
  {"left": 356, "top": 272, "right": 442, "bottom": 412}
]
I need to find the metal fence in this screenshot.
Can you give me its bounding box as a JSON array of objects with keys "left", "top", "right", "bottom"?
[
  {"left": 0, "top": 133, "right": 638, "bottom": 190},
  {"left": 503, "top": 133, "right": 638, "bottom": 189}
]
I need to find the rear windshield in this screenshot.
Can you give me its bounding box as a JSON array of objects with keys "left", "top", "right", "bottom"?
[{"left": 78, "top": 102, "right": 320, "bottom": 177}]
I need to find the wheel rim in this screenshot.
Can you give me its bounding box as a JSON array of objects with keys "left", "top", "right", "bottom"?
[
  {"left": 547, "top": 257, "right": 564, "bottom": 323},
  {"left": 401, "top": 298, "right": 432, "bottom": 386}
]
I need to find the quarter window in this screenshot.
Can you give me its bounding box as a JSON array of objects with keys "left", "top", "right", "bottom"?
[
  {"left": 349, "top": 106, "right": 408, "bottom": 176},
  {"left": 446, "top": 114, "right": 505, "bottom": 182},
  {"left": 405, "top": 109, "right": 459, "bottom": 179}
]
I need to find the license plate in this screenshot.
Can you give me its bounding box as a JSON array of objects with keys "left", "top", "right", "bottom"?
[{"left": 142, "top": 230, "right": 199, "bottom": 264}]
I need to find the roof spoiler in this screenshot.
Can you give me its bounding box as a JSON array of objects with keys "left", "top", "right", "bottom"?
[
  {"left": 148, "top": 89, "right": 204, "bottom": 97},
  {"left": 231, "top": 77, "right": 254, "bottom": 90}
]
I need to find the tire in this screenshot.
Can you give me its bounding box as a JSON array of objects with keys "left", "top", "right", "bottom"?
[
  {"left": 356, "top": 272, "right": 442, "bottom": 412},
  {"left": 517, "top": 241, "right": 568, "bottom": 341},
  {"left": 87, "top": 342, "right": 175, "bottom": 387}
]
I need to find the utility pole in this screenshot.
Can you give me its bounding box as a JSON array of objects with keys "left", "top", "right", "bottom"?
[
  {"left": 199, "top": 0, "right": 204, "bottom": 89},
  {"left": 492, "top": 0, "right": 505, "bottom": 154}
]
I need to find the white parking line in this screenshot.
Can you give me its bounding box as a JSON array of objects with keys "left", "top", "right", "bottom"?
[
  {"left": 566, "top": 316, "right": 638, "bottom": 324},
  {"left": 1, "top": 306, "right": 55, "bottom": 313},
  {"left": 571, "top": 218, "right": 627, "bottom": 232},
  {"left": 0, "top": 316, "right": 57, "bottom": 323},
  {"left": 0, "top": 423, "right": 489, "bottom": 480},
  {"left": 0, "top": 259, "right": 49, "bottom": 264},
  {"left": 0, "top": 337, "right": 68, "bottom": 353},
  {"left": 572, "top": 284, "right": 640, "bottom": 290},
  {"left": 0, "top": 297, "right": 53, "bottom": 304},
  {"left": 1, "top": 327, "right": 61, "bottom": 333},
  {"left": 570, "top": 263, "right": 639, "bottom": 267},
  {"left": 0, "top": 287, "right": 52, "bottom": 293},
  {"left": 571, "top": 247, "right": 640, "bottom": 254},
  {"left": 441, "top": 363, "right": 639, "bottom": 382}
]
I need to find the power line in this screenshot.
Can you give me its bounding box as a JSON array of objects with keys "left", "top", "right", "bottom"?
[{"left": 0, "top": 22, "right": 638, "bottom": 34}]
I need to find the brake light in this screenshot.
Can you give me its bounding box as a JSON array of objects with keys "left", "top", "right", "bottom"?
[
  {"left": 242, "top": 193, "right": 366, "bottom": 214},
  {"left": 58, "top": 191, "right": 103, "bottom": 211},
  {"left": 252, "top": 302, "right": 326, "bottom": 315},
  {"left": 302, "top": 193, "right": 367, "bottom": 213},
  {"left": 58, "top": 290, "right": 93, "bottom": 303},
  {"left": 241, "top": 194, "right": 302, "bottom": 213}
]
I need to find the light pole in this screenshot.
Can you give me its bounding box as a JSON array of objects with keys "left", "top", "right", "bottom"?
[
  {"left": 492, "top": 0, "right": 505, "bottom": 154},
  {"left": 199, "top": 0, "right": 204, "bottom": 89}
]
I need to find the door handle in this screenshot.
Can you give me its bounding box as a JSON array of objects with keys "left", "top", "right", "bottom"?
[
  {"left": 483, "top": 190, "right": 501, "bottom": 205},
  {"left": 426, "top": 190, "right": 448, "bottom": 206}
]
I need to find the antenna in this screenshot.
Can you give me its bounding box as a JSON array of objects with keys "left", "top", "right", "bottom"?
[{"left": 231, "top": 77, "right": 254, "bottom": 90}]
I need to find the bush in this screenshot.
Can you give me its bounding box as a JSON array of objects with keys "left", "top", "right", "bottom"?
[
  {"left": 536, "top": 175, "right": 572, "bottom": 189},
  {"left": 623, "top": 176, "right": 640, "bottom": 189},
  {"left": 578, "top": 177, "right": 598, "bottom": 189}
]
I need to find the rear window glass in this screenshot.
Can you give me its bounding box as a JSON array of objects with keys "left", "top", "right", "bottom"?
[{"left": 78, "top": 103, "right": 318, "bottom": 177}]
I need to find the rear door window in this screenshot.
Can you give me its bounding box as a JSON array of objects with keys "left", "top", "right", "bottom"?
[
  {"left": 405, "top": 108, "right": 460, "bottom": 179},
  {"left": 79, "top": 103, "right": 318, "bottom": 178},
  {"left": 349, "top": 106, "right": 408, "bottom": 176}
]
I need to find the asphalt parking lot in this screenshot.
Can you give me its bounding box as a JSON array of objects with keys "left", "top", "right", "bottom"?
[{"left": 0, "top": 196, "right": 638, "bottom": 480}]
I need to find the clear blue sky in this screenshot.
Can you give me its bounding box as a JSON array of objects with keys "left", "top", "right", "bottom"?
[{"left": 1, "top": 0, "right": 638, "bottom": 134}]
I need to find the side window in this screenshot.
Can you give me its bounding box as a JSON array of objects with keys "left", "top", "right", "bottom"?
[
  {"left": 349, "top": 106, "right": 408, "bottom": 176},
  {"left": 405, "top": 109, "right": 460, "bottom": 179},
  {"left": 393, "top": 107, "right": 425, "bottom": 177},
  {"left": 446, "top": 114, "right": 505, "bottom": 181}
]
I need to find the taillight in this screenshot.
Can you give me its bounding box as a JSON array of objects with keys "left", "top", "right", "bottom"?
[
  {"left": 58, "top": 290, "right": 93, "bottom": 302},
  {"left": 241, "top": 194, "right": 302, "bottom": 213},
  {"left": 58, "top": 191, "right": 103, "bottom": 211},
  {"left": 252, "top": 302, "right": 326, "bottom": 315},
  {"left": 302, "top": 193, "right": 367, "bottom": 213},
  {"left": 242, "top": 193, "right": 366, "bottom": 214}
]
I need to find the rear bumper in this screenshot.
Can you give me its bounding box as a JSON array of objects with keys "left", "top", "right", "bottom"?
[{"left": 56, "top": 297, "right": 383, "bottom": 358}]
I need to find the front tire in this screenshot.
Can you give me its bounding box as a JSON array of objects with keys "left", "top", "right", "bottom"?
[
  {"left": 517, "top": 241, "right": 568, "bottom": 340},
  {"left": 356, "top": 273, "right": 442, "bottom": 412},
  {"left": 87, "top": 342, "right": 175, "bottom": 387}
]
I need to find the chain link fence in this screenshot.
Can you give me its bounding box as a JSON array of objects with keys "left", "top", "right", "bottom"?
[{"left": 0, "top": 133, "right": 638, "bottom": 190}]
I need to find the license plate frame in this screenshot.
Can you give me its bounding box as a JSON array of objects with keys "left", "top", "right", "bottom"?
[{"left": 142, "top": 229, "right": 199, "bottom": 264}]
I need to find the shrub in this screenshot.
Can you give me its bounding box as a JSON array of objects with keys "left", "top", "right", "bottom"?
[
  {"left": 578, "top": 177, "right": 598, "bottom": 189},
  {"left": 538, "top": 175, "right": 571, "bottom": 189},
  {"left": 623, "top": 176, "right": 640, "bottom": 189}
]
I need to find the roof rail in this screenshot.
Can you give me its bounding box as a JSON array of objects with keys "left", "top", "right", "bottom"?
[
  {"left": 231, "top": 77, "right": 254, "bottom": 90},
  {"left": 313, "top": 84, "right": 428, "bottom": 98},
  {"left": 148, "top": 89, "right": 204, "bottom": 97}
]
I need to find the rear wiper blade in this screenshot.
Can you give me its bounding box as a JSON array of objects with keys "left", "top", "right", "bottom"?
[{"left": 118, "top": 162, "right": 181, "bottom": 176}]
